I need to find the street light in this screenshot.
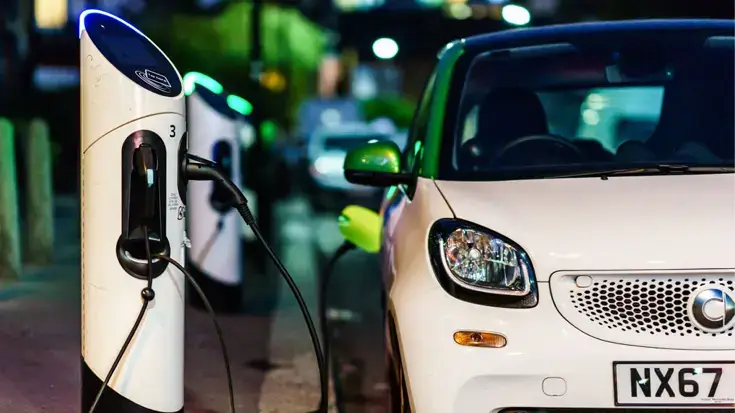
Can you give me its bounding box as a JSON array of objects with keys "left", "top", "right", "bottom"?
[
  {"left": 372, "top": 37, "right": 399, "bottom": 60},
  {"left": 35, "top": 0, "right": 68, "bottom": 29},
  {"left": 501, "top": 4, "right": 531, "bottom": 26}
]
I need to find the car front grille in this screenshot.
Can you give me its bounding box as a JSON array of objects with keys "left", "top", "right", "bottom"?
[{"left": 549, "top": 270, "right": 735, "bottom": 350}]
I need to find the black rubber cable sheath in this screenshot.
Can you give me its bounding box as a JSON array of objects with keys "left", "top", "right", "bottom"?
[
  {"left": 88, "top": 227, "right": 154, "bottom": 413},
  {"left": 319, "top": 242, "right": 355, "bottom": 413},
  {"left": 235, "top": 203, "right": 329, "bottom": 413},
  {"left": 186, "top": 158, "right": 329, "bottom": 413},
  {"left": 156, "top": 254, "right": 236, "bottom": 413},
  {"left": 319, "top": 243, "right": 355, "bottom": 381}
]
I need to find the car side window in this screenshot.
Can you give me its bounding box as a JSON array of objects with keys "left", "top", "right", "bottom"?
[{"left": 402, "top": 70, "right": 437, "bottom": 196}]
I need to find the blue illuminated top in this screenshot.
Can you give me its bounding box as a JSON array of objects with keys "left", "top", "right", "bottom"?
[
  {"left": 79, "top": 9, "right": 182, "bottom": 97},
  {"left": 79, "top": 9, "right": 144, "bottom": 40}
]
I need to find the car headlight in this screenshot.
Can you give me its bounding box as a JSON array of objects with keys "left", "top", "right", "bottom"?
[{"left": 428, "top": 219, "right": 538, "bottom": 308}]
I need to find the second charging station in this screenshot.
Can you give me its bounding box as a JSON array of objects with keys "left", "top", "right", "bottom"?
[{"left": 185, "top": 72, "right": 250, "bottom": 312}]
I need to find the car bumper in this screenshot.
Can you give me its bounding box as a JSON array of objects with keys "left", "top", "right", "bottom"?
[{"left": 391, "top": 282, "right": 735, "bottom": 413}]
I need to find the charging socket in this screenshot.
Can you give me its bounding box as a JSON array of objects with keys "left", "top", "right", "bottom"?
[{"left": 116, "top": 130, "right": 172, "bottom": 279}]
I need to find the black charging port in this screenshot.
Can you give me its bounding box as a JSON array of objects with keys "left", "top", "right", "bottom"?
[
  {"left": 120, "top": 229, "right": 167, "bottom": 260},
  {"left": 209, "top": 140, "right": 234, "bottom": 213},
  {"left": 178, "top": 132, "right": 188, "bottom": 205},
  {"left": 117, "top": 132, "right": 171, "bottom": 279}
]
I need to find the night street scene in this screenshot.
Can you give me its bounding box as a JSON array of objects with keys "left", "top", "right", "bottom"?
[{"left": 0, "top": 0, "right": 734, "bottom": 412}]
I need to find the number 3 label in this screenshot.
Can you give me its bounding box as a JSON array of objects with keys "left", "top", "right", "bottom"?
[{"left": 170, "top": 125, "right": 176, "bottom": 137}]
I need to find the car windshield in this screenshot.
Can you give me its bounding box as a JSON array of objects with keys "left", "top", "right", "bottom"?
[{"left": 445, "top": 33, "right": 735, "bottom": 180}]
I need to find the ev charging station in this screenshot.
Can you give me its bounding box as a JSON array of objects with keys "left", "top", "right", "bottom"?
[
  {"left": 80, "top": 9, "right": 187, "bottom": 413},
  {"left": 184, "top": 72, "right": 246, "bottom": 312}
]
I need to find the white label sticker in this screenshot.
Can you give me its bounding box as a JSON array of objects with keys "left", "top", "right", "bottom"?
[
  {"left": 167, "top": 192, "right": 179, "bottom": 211},
  {"left": 135, "top": 69, "right": 172, "bottom": 93}
]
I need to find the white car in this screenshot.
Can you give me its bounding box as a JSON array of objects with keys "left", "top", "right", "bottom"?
[
  {"left": 341, "top": 20, "right": 735, "bottom": 412},
  {"left": 307, "top": 123, "right": 395, "bottom": 210}
]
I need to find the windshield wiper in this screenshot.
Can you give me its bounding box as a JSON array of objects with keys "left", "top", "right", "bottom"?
[{"left": 552, "top": 164, "right": 735, "bottom": 180}]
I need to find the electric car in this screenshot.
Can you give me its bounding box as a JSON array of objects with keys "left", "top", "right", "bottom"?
[
  {"left": 342, "top": 20, "right": 735, "bottom": 412},
  {"left": 307, "top": 123, "right": 393, "bottom": 210}
]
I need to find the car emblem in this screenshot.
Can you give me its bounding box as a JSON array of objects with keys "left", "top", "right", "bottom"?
[{"left": 687, "top": 286, "right": 735, "bottom": 333}]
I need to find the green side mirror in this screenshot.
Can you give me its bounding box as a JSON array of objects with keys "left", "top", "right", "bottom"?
[
  {"left": 338, "top": 205, "right": 382, "bottom": 254},
  {"left": 343, "top": 141, "right": 413, "bottom": 187}
]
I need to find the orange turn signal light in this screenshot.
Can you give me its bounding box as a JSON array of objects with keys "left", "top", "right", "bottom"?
[{"left": 453, "top": 330, "right": 507, "bottom": 348}]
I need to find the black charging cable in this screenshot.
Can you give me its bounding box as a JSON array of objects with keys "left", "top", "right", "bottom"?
[
  {"left": 89, "top": 226, "right": 156, "bottom": 413},
  {"left": 319, "top": 241, "right": 356, "bottom": 413},
  {"left": 97, "top": 152, "right": 324, "bottom": 413},
  {"left": 319, "top": 242, "right": 356, "bottom": 384},
  {"left": 196, "top": 216, "right": 225, "bottom": 265},
  {"left": 90, "top": 225, "right": 236, "bottom": 413},
  {"left": 156, "top": 254, "right": 236, "bottom": 413},
  {"left": 185, "top": 155, "right": 329, "bottom": 413}
]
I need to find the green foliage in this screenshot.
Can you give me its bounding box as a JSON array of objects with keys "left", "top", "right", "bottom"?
[
  {"left": 138, "top": 3, "right": 325, "bottom": 129},
  {"left": 359, "top": 96, "right": 417, "bottom": 129},
  {"left": 157, "top": 2, "right": 326, "bottom": 70}
]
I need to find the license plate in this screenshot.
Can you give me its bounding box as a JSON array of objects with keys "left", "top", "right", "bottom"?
[{"left": 614, "top": 361, "right": 735, "bottom": 407}]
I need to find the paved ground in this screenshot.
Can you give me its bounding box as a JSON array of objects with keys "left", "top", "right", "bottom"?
[
  {"left": 0, "top": 193, "right": 386, "bottom": 413},
  {"left": 267, "top": 195, "right": 388, "bottom": 413}
]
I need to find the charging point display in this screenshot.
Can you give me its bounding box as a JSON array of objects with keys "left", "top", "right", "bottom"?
[
  {"left": 80, "top": 9, "right": 186, "bottom": 413},
  {"left": 185, "top": 73, "right": 245, "bottom": 313}
]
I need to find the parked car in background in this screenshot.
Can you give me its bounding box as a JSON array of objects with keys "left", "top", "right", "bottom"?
[{"left": 307, "top": 123, "right": 394, "bottom": 211}]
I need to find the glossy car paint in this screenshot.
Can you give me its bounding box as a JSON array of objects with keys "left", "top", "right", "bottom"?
[
  {"left": 343, "top": 140, "right": 402, "bottom": 174},
  {"left": 378, "top": 19, "right": 735, "bottom": 413},
  {"left": 434, "top": 175, "right": 735, "bottom": 279},
  {"left": 382, "top": 176, "right": 735, "bottom": 412}
]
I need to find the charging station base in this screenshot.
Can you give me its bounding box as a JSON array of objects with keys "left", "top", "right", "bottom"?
[
  {"left": 186, "top": 262, "right": 243, "bottom": 314},
  {"left": 81, "top": 358, "right": 183, "bottom": 413}
]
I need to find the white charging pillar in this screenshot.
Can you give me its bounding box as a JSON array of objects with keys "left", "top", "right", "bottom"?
[
  {"left": 185, "top": 78, "right": 244, "bottom": 312},
  {"left": 80, "top": 10, "right": 186, "bottom": 413}
]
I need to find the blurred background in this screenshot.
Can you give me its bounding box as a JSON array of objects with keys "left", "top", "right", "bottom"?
[{"left": 0, "top": 0, "right": 733, "bottom": 412}]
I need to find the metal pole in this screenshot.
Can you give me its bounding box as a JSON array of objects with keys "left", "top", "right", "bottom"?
[
  {"left": 249, "top": 0, "right": 271, "bottom": 271},
  {"left": 0, "top": 2, "right": 19, "bottom": 117},
  {"left": 250, "top": 0, "right": 263, "bottom": 141},
  {"left": 11, "top": 0, "right": 32, "bottom": 117}
]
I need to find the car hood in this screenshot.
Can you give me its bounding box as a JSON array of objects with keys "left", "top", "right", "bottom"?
[{"left": 434, "top": 174, "right": 735, "bottom": 281}]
